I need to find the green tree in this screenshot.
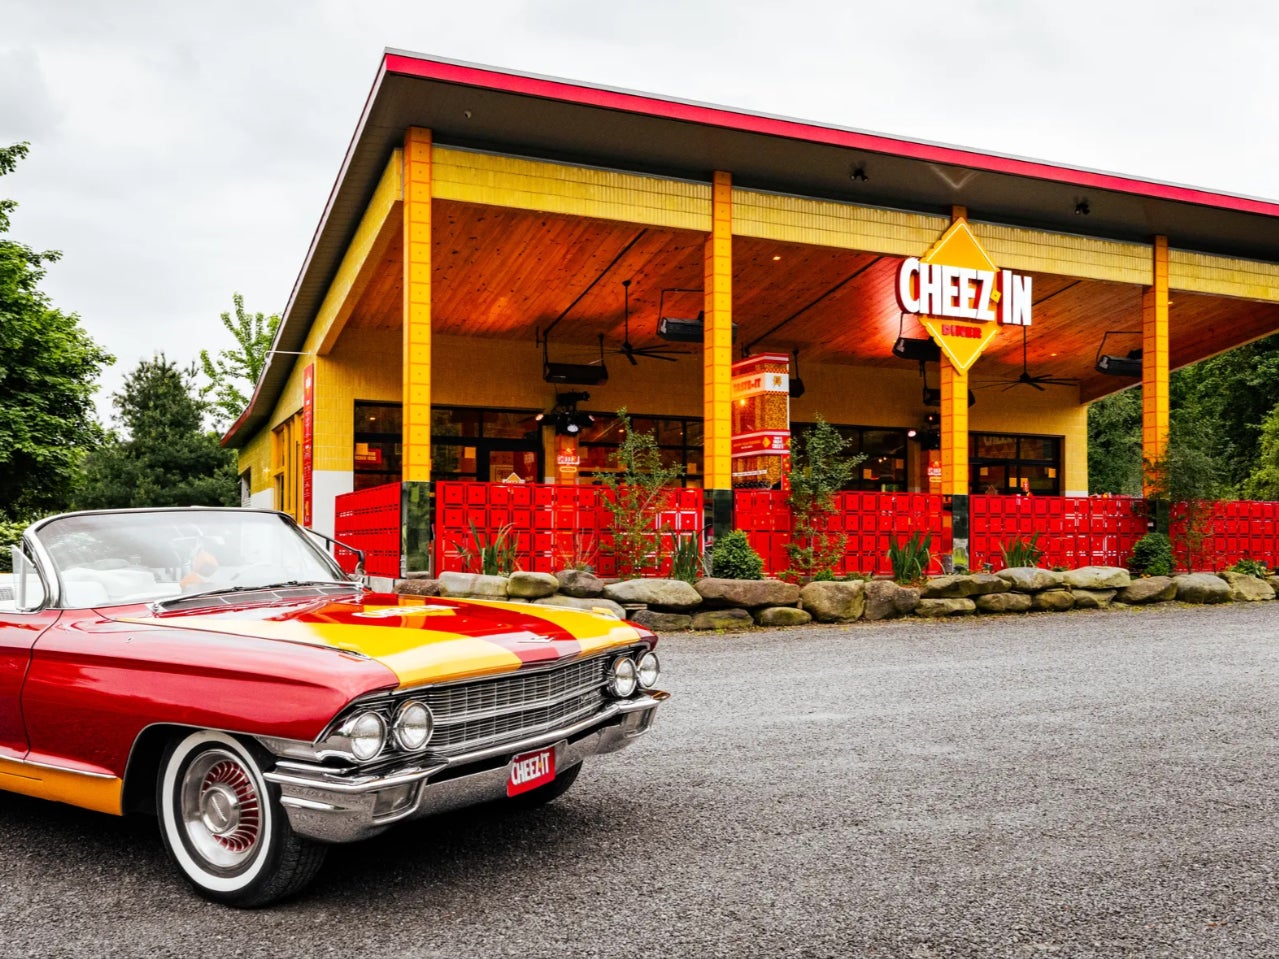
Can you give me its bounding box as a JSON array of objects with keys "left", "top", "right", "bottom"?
[
  {"left": 1242, "top": 403, "right": 1279, "bottom": 499},
  {"left": 75, "top": 355, "right": 238, "bottom": 509},
  {"left": 0, "top": 142, "right": 113, "bottom": 522},
  {"left": 199, "top": 292, "right": 280, "bottom": 429},
  {"left": 784, "top": 416, "right": 862, "bottom": 579},
  {"left": 1087, "top": 387, "right": 1143, "bottom": 495},
  {"left": 600, "top": 409, "right": 682, "bottom": 577}
]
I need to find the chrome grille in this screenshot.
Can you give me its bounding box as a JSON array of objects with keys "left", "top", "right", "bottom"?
[{"left": 417, "top": 656, "right": 611, "bottom": 756}]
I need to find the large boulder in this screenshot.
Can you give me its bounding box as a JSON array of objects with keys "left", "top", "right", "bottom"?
[
  {"left": 506, "top": 571, "right": 560, "bottom": 599},
  {"left": 1267, "top": 574, "right": 1279, "bottom": 595},
  {"left": 695, "top": 577, "right": 800, "bottom": 609},
  {"left": 1218, "top": 571, "right": 1275, "bottom": 602},
  {"left": 630, "top": 609, "right": 694, "bottom": 632},
  {"left": 603, "top": 578, "right": 702, "bottom": 611},
  {"left": 437, "top": 571, "right": 509, "bottom": 599},
  {"left": 690, "top": 608, "right": 754, "bottom": 631},
  {"left": 799, "top": 581, "right": 866, "bottom": 623},
  {"left": 754, "top": 606, "right": 813, "bottom": 627},
  {"left": 555, "top": 569, "right": 605, "bottom": 598},
  {"left": 863, "top": 580, "right": 920, "bottom": 620},
  {"left": 532, "top": 595, "right": 626, "bottom": 619},
  {"left": 1173, "top": 573, "right": 1231, "bottom": 604},
  {"left": 1031, "top": 589, "right": 1076, "bottom": 611},
  {"left": 1116, "top": 576, "right": 1177, "bottom": 605},
  {"left": 975, "top": 591, "right": 1032, "bottom": 613},
  {"left": 395, "top": 578, "right": 440, "bottom": 597},
  {"left": 997, "top": 567, "right": 1064, "bottom": 593},
  {"left": 921, "top": 574, "right": 1007, "bottom": 598},
  {"left": 914, "top": 597, "right": 976, "bottom": 617},
  {"left": 1062, "top": 566, "right": 1131, "bottom": 590},
  {"left": 1071, "top": 589, "right": 1117, "bottom": 610}
]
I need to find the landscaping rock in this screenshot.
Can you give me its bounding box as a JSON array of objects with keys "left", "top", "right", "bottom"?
[
  {"left": 532, "top": 595, "right": 626, "bottom": 619},
  {"left": 630, "top": 609, "right": 694, "bottom": 632},
  {"left": 1219, "top": 571, "right": 1275, "bottom": 602},
  {"left": 1071, "top": 588, "right": 1117, "bottom": 610},
  {"left": 863, "top": 580, "right": 920, "bottom": 620},
  {"left": 437, "top": 571, "right": 509, "bottom": 599},
  {"left": 506, "top": 571, "right": 560, "bottom": 599},
  {"left": 1116, "top": 576, "right": 1177, "bottom": 605},
  {"left": 754, "top": 606, "right": 813, "bottom": 627},
  {"left": 555, "top": 569, "right": 605, "bottom": 598},
  {"left": 799, "top": 581, "right": 866, "bottom": 623},
  {"left": 695, "top": 577, "right": 800, "bottom": 609},
  {"left": 395, "top": 578, "right": 440, "bottom": 597},
  {"left": 1267, "top": 574, "right": 1279, "bottom": 595},
  {"left": 996, "top": 567, "right": 1064, "bottom": 593},
  {"left": 921, "top": 574, "right": 1007, "bottom": 598},
  {"left": 975, "top": 591, "right": 1032, "bottom": 613},
  {"left": 1031, "top": 589, "right": 1076, "bottom": 611},
  {"left": 1173, "top": 573, "right": 1232, "bottom": 604},
  {"left": 603, "top": 578, "right": 702, "bottom": 611},
  {"left": 1062, "top": 566, "right": 1131, "bottom": 590},
  {"left": 690, "top": 608, "right": 754, "bottom": 630},
  {"left": 914, "top": 597, "right": 976, "bottom": 617}
]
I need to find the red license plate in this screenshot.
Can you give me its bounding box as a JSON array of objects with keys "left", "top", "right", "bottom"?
[{"left": 506, "top": 746, "right": 556, "bottom": 797}]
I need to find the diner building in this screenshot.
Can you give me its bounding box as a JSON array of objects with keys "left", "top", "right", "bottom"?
[{"left": 224, "top": 50, "right": 1279, "bottom": 579}]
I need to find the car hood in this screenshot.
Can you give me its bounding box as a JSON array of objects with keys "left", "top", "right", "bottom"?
[{"left": 115, "top": 594, "right": 648, "bottom": 690}]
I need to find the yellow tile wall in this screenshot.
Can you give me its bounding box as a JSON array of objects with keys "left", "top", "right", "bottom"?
[
  {"left": 1168, "top": 249, "right": 1279, "bottom": 300},
  {"left": 972, "top": 223, "right": 1151, "bottom": 284},
  {"left": 432, "top": 147, "right": 712, "bottom": 231},
  {"left": 733, "top": 188, "right": 948, "bottom": 253}
]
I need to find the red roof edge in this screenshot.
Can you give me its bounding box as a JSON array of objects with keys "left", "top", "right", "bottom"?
[{"left": 384, "top": 52, "right": 1279, "bottom": 219}]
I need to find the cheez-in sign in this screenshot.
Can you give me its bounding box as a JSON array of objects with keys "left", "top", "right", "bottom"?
[{"left": 895, "top": 220, "right": 1033, "bottom": 371}]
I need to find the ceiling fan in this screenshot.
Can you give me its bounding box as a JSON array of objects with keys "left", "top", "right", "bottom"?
[
  {"left": 979, "top": 325, "right": 1078, "bottom": 391},
  {"left": 607, "top": 279, "right": 691, "bottom": 365}
]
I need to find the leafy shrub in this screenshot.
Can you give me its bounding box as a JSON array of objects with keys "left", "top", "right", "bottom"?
[
  {"left": 669, "top": 531, "right": 704, "bottom": 583},
  {"left": 1227, "top": 556, "right": 1268, "bottom": 577},
  {"left": 600, "top": 409, "right": 682, "bottom": 577},
  {"left": 1128, "top": 532, "right": 1173, "bottom": 577},
  {"left": 0, "top": 520, "right": 26, "bottom": 574},
  {"left": 709, "top": 530, "right": 764, "bottom": 580},
  {"left": 458, "top": 522, "right": 520, "bottom": 575},
  {"left": 889, "top": 531, "right": 931, "bottom": 585},
  {"left": 1000, "top": 533, "right": 1044, "bottom": 569},
  {"left": 784, "top": 417, "right": 862, "bottom": 580}
]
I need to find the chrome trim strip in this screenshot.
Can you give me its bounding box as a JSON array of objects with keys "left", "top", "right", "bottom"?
[{"left": 7, "top": 756, "right": 117, "bottom": 780}]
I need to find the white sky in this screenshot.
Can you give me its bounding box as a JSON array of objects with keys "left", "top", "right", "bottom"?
[{"left": 3, "top": 0, "right": 1278, "bottom": 424}]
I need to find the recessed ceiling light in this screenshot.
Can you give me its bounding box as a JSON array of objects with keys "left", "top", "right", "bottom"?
[{"left": 772, "top": 255, "right": 781, "bottom": 261}]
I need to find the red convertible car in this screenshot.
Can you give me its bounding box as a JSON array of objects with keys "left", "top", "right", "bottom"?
[{"left": 0, "top": 508, "right": 665, "bottom": 906}]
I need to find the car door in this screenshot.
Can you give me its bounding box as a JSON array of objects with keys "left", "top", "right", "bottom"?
[{"left": 0, "top": 544, "right": 59, "bottom": 760}]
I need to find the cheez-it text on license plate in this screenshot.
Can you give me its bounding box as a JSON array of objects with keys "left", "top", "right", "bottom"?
[{"left": 507, "top": 746, "right": 556, "bottom": 797}]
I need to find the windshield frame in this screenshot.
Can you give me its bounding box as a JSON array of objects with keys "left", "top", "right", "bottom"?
[{"left": 26, "top": 508, "right": 353, "bottom": 610}]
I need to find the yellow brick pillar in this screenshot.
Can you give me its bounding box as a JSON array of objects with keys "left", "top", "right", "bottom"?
[
  {"left": 940, "top": 363, "right": 969, "bottom": 497},
  {"left": 703, "top": 171, "right": 733, "bottom": 490},
  {"left": 402, "top": 127, "right": 432, "bottom": 482},
  {"left": 940, "top": 206, "right": 970, "bottom": 499},
  {"left": 1142, "top": 235, "right": 1170, "bottom": 496}
]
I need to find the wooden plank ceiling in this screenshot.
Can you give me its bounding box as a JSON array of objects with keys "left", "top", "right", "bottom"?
[{"left": 346, "top": 199, "right": 1279, "bottom": 400}]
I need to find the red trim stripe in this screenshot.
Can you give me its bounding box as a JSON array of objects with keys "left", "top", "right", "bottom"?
[{"left": 384, "top": 53, "right": 1279, "bottom": 219}]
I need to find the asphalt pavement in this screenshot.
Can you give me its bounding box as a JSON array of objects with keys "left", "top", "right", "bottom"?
[{"left": 1, "top": 603, "right": 1276, "bottom": 958}]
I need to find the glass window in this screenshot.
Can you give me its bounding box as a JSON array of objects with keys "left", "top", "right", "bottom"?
[
  {"left": 970, "top": 433, "right": 1062, "bottom": 496},
  {"left": 791, "top": 423, "right": 910, "bottom": 492},
  {"left": 578, "top": 412, "right": 703, "bottom": 484}
]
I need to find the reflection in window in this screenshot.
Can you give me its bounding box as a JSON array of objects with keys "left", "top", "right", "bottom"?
[
  {"left": 578, "top": 413, "right": 703, "bottom": 485},
  {"left": 970, "top": 433, "right": 1061, "bottom": 495},
  {"left": 791, "top": 423, "right": 909, "bottom": 492}
]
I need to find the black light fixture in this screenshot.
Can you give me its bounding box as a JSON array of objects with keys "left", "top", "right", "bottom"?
[
  {"left": 789, "top": 349, "right": 806, "bottom": 398},
  {"left": 1074, "top": 199, "right": 1090, "bottom": 216},
  {"left": 850, "top": 165, "right": 869, "bottom": 182},
  {"left": 540, "top": 391, "right": 595, "bottom": 435},
  {"left": 893, "top": 336, "right": 941, "bottom": 363},
  {"left": 543, "top": 334, "right": 609, "bottom": 385},
  {"left": 1094, "top": 330, "right": 1143, "bottom": 377}
]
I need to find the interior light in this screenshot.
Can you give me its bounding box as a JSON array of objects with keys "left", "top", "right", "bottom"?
[{"left": 772, "top": 255, "right": 781, "bottom": 261}]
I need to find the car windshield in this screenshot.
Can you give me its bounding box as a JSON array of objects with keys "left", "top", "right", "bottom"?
[{"left": 32, "top": 510, "right": 348, "bottom": 608}]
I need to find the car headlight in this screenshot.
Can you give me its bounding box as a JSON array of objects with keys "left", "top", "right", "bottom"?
[
  {"left": 636, "top": 651, "right": 661, "bottom": 689},
  {"left": 393, "top": 700, "right": 434, "bottom": 751},
  {"left": 607, "top": 656, "right": 638, "bottom": 698},
  {"left": 339, "top": 710, "right": 387, "bottom": 761}
]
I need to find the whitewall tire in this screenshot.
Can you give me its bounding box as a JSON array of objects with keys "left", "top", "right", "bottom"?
[{"left": 156, "top": 730, "right": 325, "bottom": 907}]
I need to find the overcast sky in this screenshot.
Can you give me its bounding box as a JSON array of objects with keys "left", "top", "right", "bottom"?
[{"left": 4, "top": 0, "right": 1277, "bottom": 424}]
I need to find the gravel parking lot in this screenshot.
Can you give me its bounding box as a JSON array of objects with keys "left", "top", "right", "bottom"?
[{"left": 1, "top": 603, "right": 1276, "bottom": 958}]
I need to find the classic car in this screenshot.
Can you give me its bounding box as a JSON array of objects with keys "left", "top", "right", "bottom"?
[{"left": 0, "top": 507, "right": 665, "bottom": 906}]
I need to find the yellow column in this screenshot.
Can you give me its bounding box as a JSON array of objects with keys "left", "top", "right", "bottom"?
[
  {"left": 402, "top": 128, "right": 432, "bottom": 481},
  {"left": 940, "top": 206, "right": 969, "bottom": 498},
  {"left": 1142, "top": 235, "right": 1170, "bottom": 495},
  {"left": 703, "top": 171, "right": 733, "bottom": 489},
  {"left": 940, "top": 363, "right": 969, "bottom": 496}
]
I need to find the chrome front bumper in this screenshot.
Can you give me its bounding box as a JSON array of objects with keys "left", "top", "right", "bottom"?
[{"left": 262, "top": 691, "right": 667, "bottom": 843}]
